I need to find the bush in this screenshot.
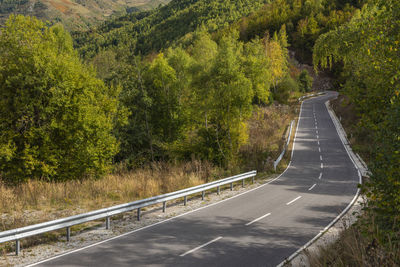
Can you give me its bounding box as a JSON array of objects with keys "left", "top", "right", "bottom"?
[
  {"left": 298, "top": 69, "right": 313, "bottom": 92},
  {"left": 0, "top": 15, "right": 121, "bottom": 183},
  {"left": 274, "top": 76, "right": 298, "bottom": 104}
]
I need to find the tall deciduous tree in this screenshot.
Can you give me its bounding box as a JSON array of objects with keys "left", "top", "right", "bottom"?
[
  {"left": 314, "top": 0, "right": 400, "bottom": 235},
  {"left": 0, "top": 15, "right": 121, "bottom": 183}
]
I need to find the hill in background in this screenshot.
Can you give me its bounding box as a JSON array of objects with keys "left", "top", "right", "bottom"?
[{"left": 0, "top": 0, "right": 170, "bottom": 31}]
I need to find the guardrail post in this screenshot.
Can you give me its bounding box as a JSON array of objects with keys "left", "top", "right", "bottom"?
[
  {"left": 16, "top": 240, "right": 20, "bottom": 256},
  {"left": 217, "top": 186, "right": 220, "bottom": 195},
  {"left": 202, "top": 191, "right": 205, "bottom": 200},
  {"left": 242, "top": 179, "right": 245, "bottom": 188},
  {"left": 137, "top": 208, "right": 141, "bottom": 221},
  {"left": 252, "top": 177, "right": 255, "bottom": 184},
  {"left": 184, "top": 196, "right": 187, "bottom": 206},
  {"left": 106, "top": 216, "right": 110, "bottom": 230},
  {"left": 66, "top": 227, "right": 71, "bottom": 242},
  {"left": 163, "top": 201, "right": 166, "bottom": 213},
  {"left": 230, "top": 182, "right": 233, "bottom": 191}
]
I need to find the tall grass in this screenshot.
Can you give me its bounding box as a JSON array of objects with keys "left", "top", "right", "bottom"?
[
  {"left": 0, "top": 160, "right": 222, "bottom": 231},
  {"left": 306, "top": 214, "right": 400, "bottom": 266},
  {"left": 240, "top": 105, "right": 295, "bottom": 172}
]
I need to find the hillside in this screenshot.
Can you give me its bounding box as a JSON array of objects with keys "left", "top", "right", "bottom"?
[
  {"left": 0, "top": 0, "right": 170, "bottom": 31},
  {"left": 73, "top": 0, "right": 269, "bottom": 58}
]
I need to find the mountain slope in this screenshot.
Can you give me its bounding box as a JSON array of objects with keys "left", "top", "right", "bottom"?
[
  {"left": 73, "top": 0, "right": 269, "bottom": 58},
  {"left": 0, "top": 0, "right": 170, "bottom": 31}
]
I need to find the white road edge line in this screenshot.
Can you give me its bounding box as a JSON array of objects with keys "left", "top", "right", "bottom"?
[
  {"left": 318, "top": 173, "right": 322, "bottom": 180},
  {"left": 308, "top": 184, "right": 317, "bottom": 191},
  {"left": 277, "top": 94, "right": 362, "bottom": 267},
  {"left": 286, "top": 196, "right": 302, "bottom": 205},
  {"left": 245, "top": 213, "right": 271, "bottom": 226},
  {"left": 179, "top": 236, "right": 223, "bottom": 257}
]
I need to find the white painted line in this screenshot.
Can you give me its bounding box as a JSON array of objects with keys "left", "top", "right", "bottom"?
[
  {"left": 277, "top": 96, "right": 363, "bottom": 267},
  {"left": 316, "top": 130, "right": 319, "bottom": 135},
  {"left": 317, "top": 135, "right": 319, "bottom": 139},
  {"left": 318, "top": 141, "right": 320, "bottom": 145},
  {"left": 321, "top": 163, "right": 323, "bottom": 169},
  {"left": 318, "top": 172, "right": 322, "bottom": 179},
  {"left": 245, "top": 213, "right": 271, "bottom": 226},
  {"left": 180, "top": 236, "right": 223, "bottom": 257},
  {"left": 308, "top": 184, "right": 316, "bottom": 191},
  {"left": 318, "top": 147, "right": 321, "bottom": 153},
  {"left": 320, "top": 155, "right": 323, "bottom": 161},
  {"left": 315, "top": 125, "right": 318, "bottom": 129},
  {"left": 286, "top": 196, "right": 302, "bottom": 205}
]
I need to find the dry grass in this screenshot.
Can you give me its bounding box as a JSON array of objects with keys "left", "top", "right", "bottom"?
[
  {"left": 0, "top": 161, "right": 222, "bottom": 231},
  {"left": 240, "top": 103, "right": 297, "bottom": 172},
  {"left": 306, "top": 215, "right": 400, "bottom": 266}
]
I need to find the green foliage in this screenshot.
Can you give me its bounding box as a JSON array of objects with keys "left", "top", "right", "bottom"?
[
  {"left": 314, "top": 0, "right": 400, "bottom": 239},
  {"left": 298, "top": 69, "right": 313, "bottom": 92},
  {"left": 111, "top": 29, "right": 284, "bottom": 167},
  {"left": 274, "top": 75, "right": 299, "bottom": 103},
  {"left": 0, "top": 15, "right": 121, "bottom": 183},
  {"left": 230, "top": 0, "right": 359, "bottom": 63},
  {"left": 73, "top": 0, "right": 269, "bottom": 59}
]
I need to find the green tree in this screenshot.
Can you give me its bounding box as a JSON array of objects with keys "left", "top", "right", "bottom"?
[
  {"left": 298, "top": 69, "right": 313, "bottom": 92},
  {"left": 242, "top": 37, "right": 272, "bottom": 104},
  {"left": 0, "top": 15, "right": 121, "bottom": 183},
  {"left": 314, "top": 0, "right": 400, "bottom": 237},
  {"left": 206, "top": 34, "right": 253, "bottom": 164}
]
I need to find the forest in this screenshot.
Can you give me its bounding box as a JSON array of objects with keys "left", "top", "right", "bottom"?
[{"left": 0, "top": 0, "right": 398, "bottom": 264}]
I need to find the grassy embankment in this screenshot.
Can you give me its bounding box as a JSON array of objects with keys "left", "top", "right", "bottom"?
[
  {"left": 0, "top": 95, "right": 302, "bottom": 253},
  {"left": 305, "top": 94, "right": 400, "bottom": 266}
]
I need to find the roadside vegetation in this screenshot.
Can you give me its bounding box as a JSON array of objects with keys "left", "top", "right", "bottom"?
[
  {"left": 310, "top": 0, "right": 400, "bottom": 264},
  {"left": 3, "top": 0, "right": 396, "bottom": 263}
]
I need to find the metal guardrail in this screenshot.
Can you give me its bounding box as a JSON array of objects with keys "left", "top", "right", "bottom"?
[
  {"left": 0, "top": 170, "right": 256, "bottom": 255},
  {"left": 273, "top": 120, "right": 295, "bottom": 171},
  {"left": 298, "top": 91, "right": 325, "bottom": 102}
]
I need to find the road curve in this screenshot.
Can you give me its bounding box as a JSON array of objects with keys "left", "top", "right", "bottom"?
[{"left": 31, "top": 91, "right": 360, "bottom": 267}]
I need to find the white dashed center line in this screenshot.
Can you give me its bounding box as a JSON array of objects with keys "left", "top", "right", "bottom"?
[
  {"left": 321, "top": 163, "right": 324, "bottom": 169},
  {"left": 308, "top": 184, "right": 317, "bottom": 191},
  {"left": 318, "top": 147, "right": 321, "bottom": 153},
  {"left": 320, "top": 155, "right": 323, "bottom": 161},
  {"left": 286, "top": 196, "right": 302, "bottom": 205},
  {"left": 180, "top": 237, "right": 223, "bottom": 257},
  {"left": 245, "top": 213, "right": 271, "bottom": 226},
  {"left": 318, "top": 172, "right": 322, "bottom": 179}
]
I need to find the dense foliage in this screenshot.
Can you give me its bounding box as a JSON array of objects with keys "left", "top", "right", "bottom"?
[
  {"left": 225, "top": 0, "right": 363, "bottom": 63},
  {"left": 0, "top": 15, "right": 121, "bottom": 183},
  {"left": 112, "top": 30, "right": 289, "bottom": 167},
  {"left": 314, "top": 0, "right": 399, "bottom": 243},
  {"left": 73, "top": 0, "right": 269, "bottom": 58},
  {"left": 1, "top": 0, "right": 367, "bottom": 183}
]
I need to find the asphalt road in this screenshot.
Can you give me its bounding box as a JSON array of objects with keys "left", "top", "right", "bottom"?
[{"left": 33, "top": 91, "right": 360, "bottom": 267}]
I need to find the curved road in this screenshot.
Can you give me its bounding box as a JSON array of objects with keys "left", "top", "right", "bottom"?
[{"left": 32, "top": 91, "right": 360, "bottom": 267}]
